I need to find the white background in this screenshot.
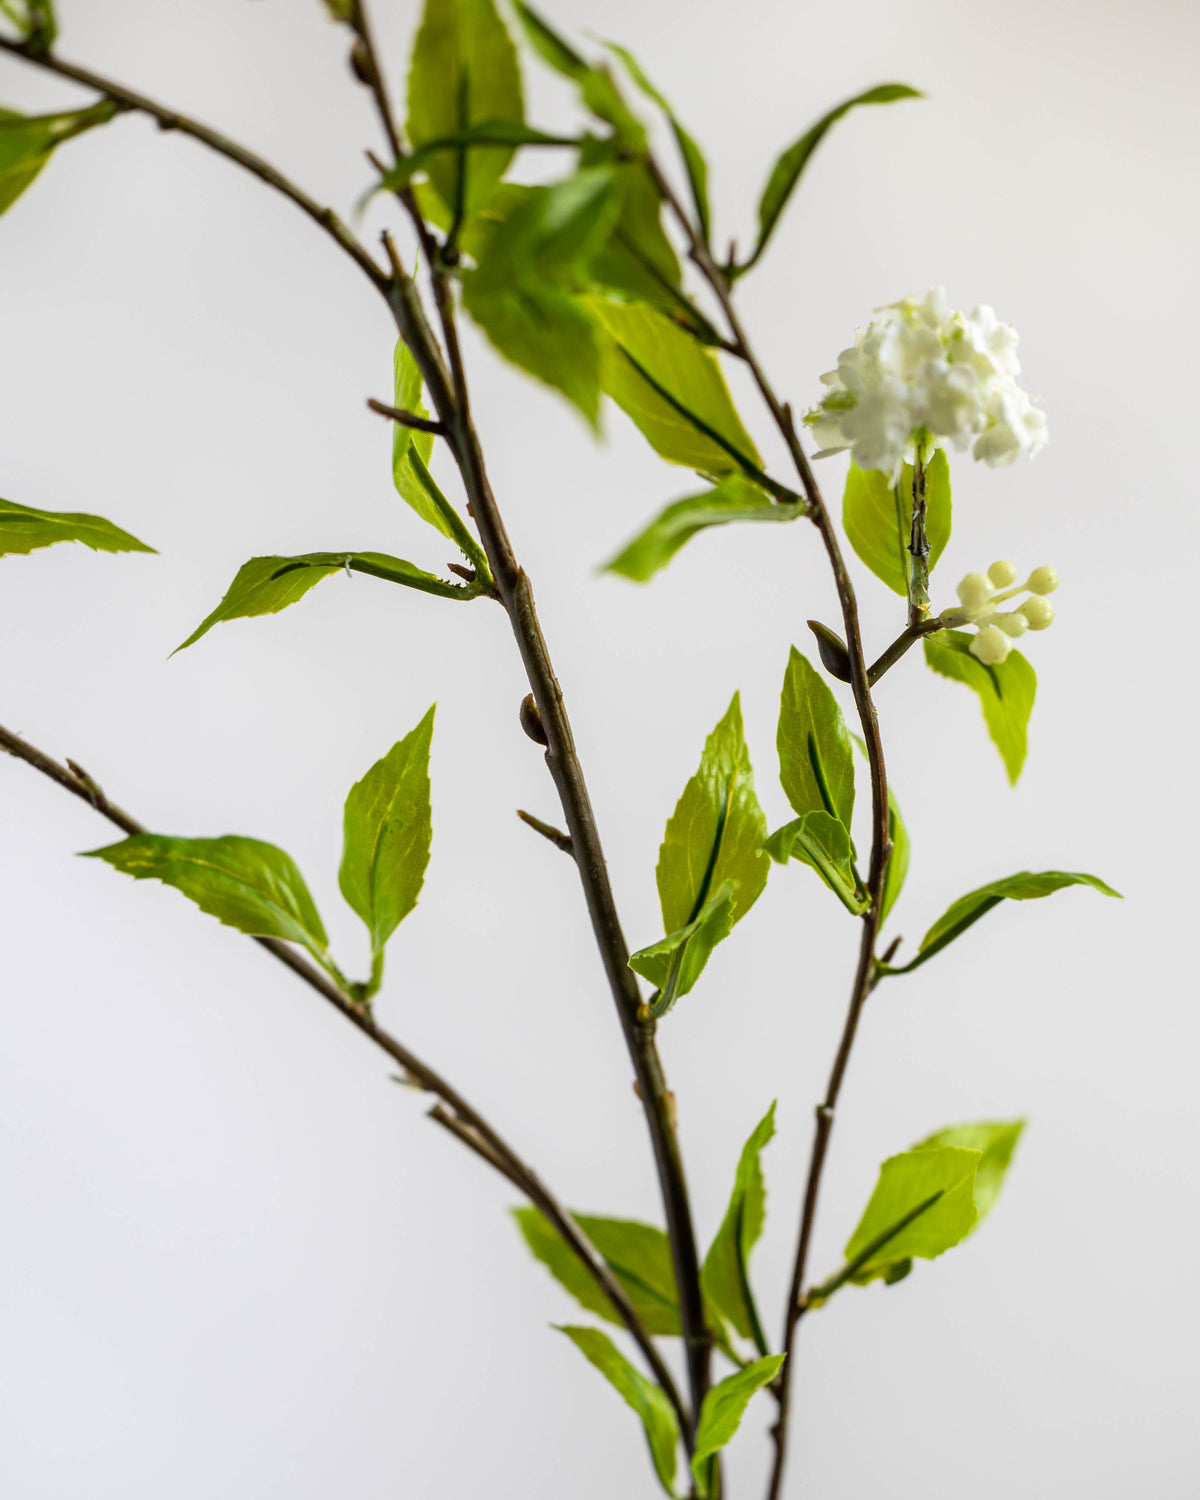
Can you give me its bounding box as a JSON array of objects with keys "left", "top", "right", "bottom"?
[{"left": 2, "top": 1, "right": 1197, "bottom": 1496}]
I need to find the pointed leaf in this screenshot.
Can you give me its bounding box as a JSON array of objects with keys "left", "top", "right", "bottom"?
[
  {"left": 739, "top": 85, "right": 921, "bottom": 274},
  {"left": 175, "top": 551, "right": 482, "bottom": 652},
  {"left": 702, "top": 1104, "right": 775, "bottom": 1348},
  {"left": 389, "top": 340, "right": 450, "bottom": 542},
  {"left": 690, "top": 1355, "right": 786, "bottom": 1495},
  {"left": 885, "top": 870, "right": 1120, "bottom": 976},
  {"left": 406, "top": 0, "right": 523, "bottom": 219},
  {"left": 656, "top": 694, "right": 769, "bottom": 942},
  {"left": 511, "top": 3, "right": 645, "bottom": 148},
  {"left": 0, "top": 99, "right": 117, "bottom": 217},
  {"left": 605, "top": 474, "right": 802, "bottom": 583},
  {"left": 777, "top": 646, "right": 855, "bottom": 827},
  {"left": 85, "top": 834, "right": 333, "bottom": 972},
  {"left": 843, "top": 450, "right": 951, "bottom": 596},
  {"left": 911, "top": 1120, "right": 1025, "bottom": 1222},
  {"left": 581, "top": 152, "right": 685, "bottom": 317},
  {"left": 558, "top": 1327, "right": 679, "bottom": 1496},
  {"left": 0, "top": 495, "right": 154, "bottom": 558},
  {"left": 586, "top": 296, "right": 760, "bottom": 474},
  {"left": 844, "top": 1145, "right": 981, "bottom": 1284},
  {"left": 603, "top": 41, "right": 710, "bottom": 241},
  {"left": 923, "top": 628, "right": 1036, "bottom": 783},
  {"left": 339, "top": 708, "right": 435, "bottom": 994}
]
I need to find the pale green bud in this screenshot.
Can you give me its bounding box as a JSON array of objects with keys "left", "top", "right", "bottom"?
[
  {"left": 1027, "top": 565, "right": 1058, "bottom": 595},
  {"left": 988, "top": 559, "right": 1018, "bottom": 587},
  {"left": 1020, "top": 596, "right": 1055, "bottom": 630},
  {"left": 957, "top": 572, "right": 993, "bottom": 610},
  {"left": 994, "top": 610, "right": 1028, "bottom": 638},
  {"left": 969, "top": 625, "right": 1012, "bottom": 664}
]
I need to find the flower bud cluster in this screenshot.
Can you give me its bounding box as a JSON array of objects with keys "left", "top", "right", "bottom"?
[
  {"left": 805, "top": 289, "right": 1048, "bottom": 481},
  {"left": 938, "top": 561, "right": 1058, "bottom": 664}
]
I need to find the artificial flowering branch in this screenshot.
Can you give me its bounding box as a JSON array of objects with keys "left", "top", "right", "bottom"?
[{"left": 0, "top": 3, "right": 1121, "bottom": 1496}]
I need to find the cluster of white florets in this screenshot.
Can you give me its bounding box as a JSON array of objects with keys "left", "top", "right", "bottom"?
[
  {"left": 938, "top": 561, "right": 1058, "bottom": 664},
  {"left": 805, "top": 289, "right": 1048, "bottom": 481}
]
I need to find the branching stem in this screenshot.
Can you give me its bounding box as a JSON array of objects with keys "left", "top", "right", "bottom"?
[{"left": 0, "top": 719, "right": 690, "bottom": 1439}]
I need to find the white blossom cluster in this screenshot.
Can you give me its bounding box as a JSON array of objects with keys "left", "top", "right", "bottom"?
[
  {"left": 939, "top": 561, "right": 1058, "bottom": 664},
  {"left": 806, "top": 289, "right": 1048, "bottom": 480}
]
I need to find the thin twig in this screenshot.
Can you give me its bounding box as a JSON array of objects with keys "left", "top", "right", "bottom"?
[
  {"left": 366, "top": 397, "right": 448, "bottom": 437},
  {"left": 516, "top": 809, "right": 575, "bottom": 857},
  {"left": 0, "top": 718, "right": 689, "bottom": 1438},
  {"left": 867, "top": 619, "right": 943, "bottom": 686},
  {"left": 0, "top": 37, "right": 389, "bottom": 294}
]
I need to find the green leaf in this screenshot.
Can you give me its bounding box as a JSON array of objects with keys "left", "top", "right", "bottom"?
[
  {"left": 468, "top": 166, "right": 625, "bottom": 293},
  {"left": 690, "top": 1355, "right": 786, "bottom": 1495},
  {"left": 737, "top": 84, "right": 922, "bottom": 274},
  {"left": 463, "top": 276, "right": 601, "bottom": 424},
  {"left": 0, "top": 99, "right": 117, "bottom": 217},
  {"left": 886, "top": 869, "right": 1121, "bottom": 976},
  {"left": 514, "top": 1207, "right": 682, "bottom": 1337},
  {"left": 923, "top": 628, "right": 1036, "bottom": 784},
  {"left": 339, "top": 707, "right": 435, "bottom": 996},
  {"left": 777, "top": 646, "right": 855, "bottom": 828},
  {"left": 763, "top": 810, "right": 865, "bottom": 915},
  {"left": 406, "top": 0, "right": 524, "bottom": 219},
  {"left": 558, "top": 1326, "right": 679, "bottom": 1496},
  {"left": 511, "top": 3, "right": 645, "bottom": 149},
  {"left": 911, "top": 1120, "right": 1025, "bottom": 1223},
  {"left": 843, "top": 1145, "right": 981, "bottom": 1284},
  {"left": 603, "top": 41, "right": 710, "bottom": 241},
  {"left": 702, "top": 1104, "right": 775, "bottom": 1351},
  {"left": 629, "top": 882, "right": 736, "bottom": 1013},
  {"left": 604, "top": 474, "right": 802, "bottom": 583},
  {"left": 581, "top": 154, "right": 685, "bottom": 318},
  {"left": 881, "top": 783, "right": 909, "bottom": 924},
  {"left": 842, "top": 450, "right": 951, "bottom": 596},
  {"left": 634, "top": 694, "right": 768, "bottom": 1010},
  {"left": 0, "top": 495, "right": 154, "bottom": 558},
  {"left": 0, "top": 0, "right": 55, "bottom": 44},
  {"left": 586, "top": 296, "right": 761, "bottom": 474},
  {"left": 175, "top": 551, "right": 483, "bottom": 653},
  {"left": 85, "top": 833, "right": 334, "bottom": 974}
]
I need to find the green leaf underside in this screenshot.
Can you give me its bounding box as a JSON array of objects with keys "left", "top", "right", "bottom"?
[
  {"left": 741, "top": 84, "right": 921, "bottom": 273},
  {"left": 390, "top": 340, "right": 455, "bottom": 543},
  {"left": 763, "top": 810, "right": 865, "bottom": 914},
  {"left": 911, "top": 1121, "right": 1025, "bottom": 1223},
  {"left": 844, "top": 1146, "right": 981, "bottom": 1283},
  {"left": 605, "top": 473, "right": 802, "bottom": 582},
  {"left": 465, "top": 278, "right": 601, "bottom": 422},
  {"left": 581, "top": 149, "right": 685, "bottom": 317},
  {"left": 923, "top": 629, "right": 1036, "bottom": 784},
  {"left": 0, "top": 100, "right": 117, "bottom": 217},
  {"left": 887, "top": 870, "right": 1120, "bottom": 975},
  {"left": 778, "top": 647, "right": 855, "bottom": 827},
  {"left": 691, "top": 1355, "right": 786, "bottom": 1495},
  {"left": 0, "top": 495, "right": 154, "bottom": 557},
  {"left": 406, "top": 0, "right": 524, "bottom": 219},
  {"left": 558, "top": 1326, "right": 679, "bottom": 1496},
  {"left": 603, "top": 41, "right": 710, "bottom": 241},
  {"left": 85, "top": 834, "right": 331, "bottom": 970},
  {"left": 634, "top": 695, "right": 768, "bottom": 1008},
  {"left": 175, "top": 552, "right": 478, "bottom": 653},
  {"left": 513, "top": 1207, "right": 682, "bottom": 1335},
  {"left": 339, "top": 708, "right": 435, "bottom": 994},
  {"left": 879, "top": 783, "right": 908, "bottom": 922},
  {"left": 702, "top": 1104, "right": 776, "bottom": 1347},
  {"left": 586, "top": 296, "right": 760, "bottom": 473},
  {"left": 842, "top": 450, "right": 951, "bottom": 596},
  {"left": 630, "top": 884, "right": 735, "bottom": 1011}
]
